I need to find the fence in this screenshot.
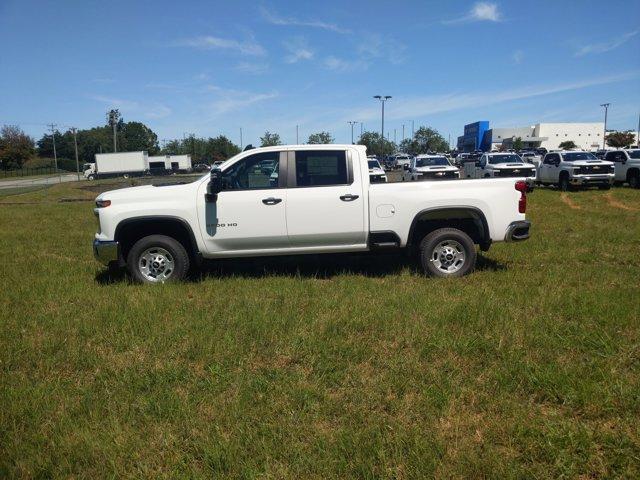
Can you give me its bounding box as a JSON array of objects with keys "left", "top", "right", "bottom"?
[{"left": 0, "top": 167, "right": 64, "bottom": 178}]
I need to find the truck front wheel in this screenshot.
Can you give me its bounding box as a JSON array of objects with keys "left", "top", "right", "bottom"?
[
  {"left": 419, "top": 228, "right": 476, "bottom": 278},
  {"left": 126, "top": 235, "right": 190, "bottom": 284}
]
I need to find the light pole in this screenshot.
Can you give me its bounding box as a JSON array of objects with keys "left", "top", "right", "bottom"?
[
  {"left": 601, "top": 103, "right": 610, "bottom": 149},
  {"left": 360, "top": 122, "right": 363, "bottom": 138},
  {"left": 296, "top": 124, "right": 299, "bottom": 144},
  {"left": 70, "top": 127, "right": 80, "bottom": 181},
  {"left": 402, "top": 124, "right": 405, "bottom": 142},
  {"left": 48, "top": 123, "right": 60, "bottom": 182},
  {"left": 348, "top": 121, "right": 357, "bottom": 144},
  {"left": 373, "top": 95, "right": 392, "bottom": 140}
]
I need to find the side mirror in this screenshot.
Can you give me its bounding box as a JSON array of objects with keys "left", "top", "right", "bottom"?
[{"left": 206, "top": 168, "right": 222, "bottom": 202}]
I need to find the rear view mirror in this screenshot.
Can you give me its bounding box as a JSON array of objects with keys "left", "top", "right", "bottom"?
[{"left": 206, "top": 168, "right": 223, "bottom": 202}]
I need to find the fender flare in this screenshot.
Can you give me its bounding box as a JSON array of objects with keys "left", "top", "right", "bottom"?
[{"left": 407, "top": 206, "right": 491, "bottom": 249}]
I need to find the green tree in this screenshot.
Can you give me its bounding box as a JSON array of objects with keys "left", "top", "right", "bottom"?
[
  {"left": 260, "top": 131, "right": 282, "bottom": 147},
  {"left": 606, "top": 131, "right": 635, "bottom": 148},
  {"left": 407, "top": 126, "right": 449, "bottom": 155},
  {"left": 558, "top": 140, "right": 577, "bottom": 150},
  {"left": 513, "top": 137, "right": 523, "bottom": 151},
  {"left": 358, "top": 131, "right": 395, "bottom": 157},
  {"left": 0, "top": 125, "right": 35, "bottom": 169},
  {"left": 307, "top": 131, "right": 334, "bottom": 144},
  {"left": 120, "top": 121, "right": 159, "bottom": 154},
  {"left": 206, "top": 135, "right": 241, "bottom": 162}
]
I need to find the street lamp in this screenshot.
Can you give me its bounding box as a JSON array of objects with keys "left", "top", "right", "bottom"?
[
  {"left": 601, "top": 103, "right": 610, "bottom": 149},
  {"left": 348, "top": 121, "right": 357, "bottom": 144},
  {"left": 373, "top": 95, "right": 392, "bottom": 140}
]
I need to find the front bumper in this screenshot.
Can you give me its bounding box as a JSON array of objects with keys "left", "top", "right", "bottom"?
[
  {"left": 93, "top": 239, "right": 119, "bottom": 265},
  {"left": 505, "top": 221, "right": 531, "bottom": 242},
  {"left": 570, "top": 174, "right": 614, "bottom": 186}
]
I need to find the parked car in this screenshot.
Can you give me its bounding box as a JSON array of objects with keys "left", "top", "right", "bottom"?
[
  {"left": 464, "top": 153, "right": 536, "bottom": 179},
  {"left": 604, "top": 149, "right": 640, "bottom": 188},
  {"left": 92, "top": 145, "right": 531, "bottom": 282},
  {"left": 392, "top": 153, "right": 412, "bottom": 170},
  {"left": 402, "top": 154, "right": 459, "bottom": 181},
  {"left": 192, "top": 163, "right": 211, "bottom": 173},
  {"left": 537, "top": 151, "right": 614, "bottom": 190},
  {"left": 367, "top": 158, "right": 387, "bottom": 183},
  {"left": 519, "top": 151, "right": 542, "bottom": 167}
]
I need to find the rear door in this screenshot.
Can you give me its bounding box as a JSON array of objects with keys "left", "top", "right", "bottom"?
[{"left": 285, "top": 149, "right": 366, "bottom": 248}]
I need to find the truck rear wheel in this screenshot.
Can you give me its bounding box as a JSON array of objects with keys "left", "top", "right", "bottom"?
[
  {"left": 126, "top": 235, "right": 190, "bottom": 284},
  {"left": 628, "top": 172, "right": 639, "bottom": 189},
  {"left": 419, "top": 228, "right": 476, "bottom": 278}
]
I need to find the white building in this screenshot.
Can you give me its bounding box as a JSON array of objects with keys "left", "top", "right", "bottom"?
[{"left": 488, "top": 122, "right": 605, "bottom": 151}]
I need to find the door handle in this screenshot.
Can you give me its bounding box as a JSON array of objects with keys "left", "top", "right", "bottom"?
[
  {"left": 262, "top": 197, "right": 282, "bottom": 205},
  {"left": 339, "top": 194, "right": 359, "bottom": 202}
]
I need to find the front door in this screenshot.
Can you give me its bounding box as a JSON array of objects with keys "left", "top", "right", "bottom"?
[
  {"left": 197, "top": 151, "right": 289, "bottom": 254},
  {"left": 285, "top": 149, "right": 366, "bottom": 248}
]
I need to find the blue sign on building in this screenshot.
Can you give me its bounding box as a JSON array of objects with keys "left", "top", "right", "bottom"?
[{"left": 457, "top": 121, "right": 490, "bottom": 152}]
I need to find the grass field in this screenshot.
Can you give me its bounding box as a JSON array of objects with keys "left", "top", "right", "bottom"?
[{"left": 0, "top": 180, "right": 639, "bottom": 478}]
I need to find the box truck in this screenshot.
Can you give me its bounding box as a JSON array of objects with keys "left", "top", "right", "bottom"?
[
  {"left": 84, "top": 152, "right": 149, "bottom": 180},
  {"left": 148, "top": 155, "right": 193, "bottom": 173}
]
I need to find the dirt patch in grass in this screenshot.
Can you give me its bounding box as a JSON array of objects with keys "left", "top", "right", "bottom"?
[
  {"left": 603, "top": 193, "right": 639, "bottom": 212},
  {"left": 560, "top": 193, "right": 581, "bottom": 210}
]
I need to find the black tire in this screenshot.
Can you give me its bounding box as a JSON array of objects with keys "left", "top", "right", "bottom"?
[
  {"left": 126, "top": 235, "right": 190, "bottom": 284},
  {"left": 628, "top": 172, "right": 640, "bottom": 189},
  {"left": 419, "top": 228, "right": 477, "bottom": 278},
  {"left": 558, "top": 174, "right": 571, "bottom": 191},
  {"left": 87, "top": 174, "right": 95, "bottom": 181}
]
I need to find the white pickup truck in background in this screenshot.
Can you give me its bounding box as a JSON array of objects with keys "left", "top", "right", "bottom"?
[
  {"left": 464, "top": 153, "right": 536, "bottom": 180},
  {"left": 93, "top": 145, "right": 531, "bottom": 283}
]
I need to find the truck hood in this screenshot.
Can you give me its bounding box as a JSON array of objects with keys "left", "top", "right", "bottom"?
[
  {"left": 96, "top": 182, "right": 196, "bottom": 203},
  {"left": 565, "top": 160, "right": 614, "bottom": 166},
  {"left": 493, "top": 162, "right": 535, "bottom": 169},
  {"left": 415, "top": 165, "right": 458, "bottom": 172}
]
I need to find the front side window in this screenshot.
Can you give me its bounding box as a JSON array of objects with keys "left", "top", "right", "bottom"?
[
  {"left": 222, "top": 151, "right": 280, "bottom": 190},
  {"left": 295, "top": 150, "right": 348, "bottom": 187}
]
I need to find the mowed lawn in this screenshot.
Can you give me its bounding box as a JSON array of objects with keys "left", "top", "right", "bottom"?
[{"left": 0, "top": 181, "right": 639, "bottom": 479}]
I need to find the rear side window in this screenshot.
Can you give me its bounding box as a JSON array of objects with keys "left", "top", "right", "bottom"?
[{"left": 295, "top": 150, "right": 348, "bottom": 187}]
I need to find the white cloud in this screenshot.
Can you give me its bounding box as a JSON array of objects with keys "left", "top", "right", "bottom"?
[
  {"left": 575, "top": 29, "right": 639, "bottom": 56},
  {"left": 443, "top": 2, "right": 502, "bottom": 25},
  {"left": 211, "top": 92, "right": 278, "bottom": 115},
  {"left": 512, "top": 50, "right": 523, "bottom": 64},
  {"left": 260, "top": 6, "right": 351, "bottom": 34},
  {"left": 357, "top": 34, "right": 407, "bottom": 65},
  {"left": 350, "top": 71, "right": 640, "bottom": 122},
  {"left": 89, "top": 95, "right": 172, "bottom": 119},
  {"left": 283, "top": 37, "right": 314, "bottom": 64},
  {"left": 323, "top": 56, "right": 369, "bottom": 72},
  {"left": 173, "top": 35, "right": 266, "bottom": 56},
  {"left": 234, "top": 61, "right": 270, "bottom": 75}
]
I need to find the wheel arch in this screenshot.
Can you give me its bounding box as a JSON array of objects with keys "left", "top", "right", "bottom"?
[
  {"left": 407, "top": 207, "right": 491, "bottom": 251},
  {"left": 114, "top": 216, "right": 201, "bottom": 264},
  {"left": 626, "top": 167, "right": 639, "bottom": 179}
]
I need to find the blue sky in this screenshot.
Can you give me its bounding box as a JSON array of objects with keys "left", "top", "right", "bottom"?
[{"left": 1, "top": 0, "right": 639, "bottom": 146}]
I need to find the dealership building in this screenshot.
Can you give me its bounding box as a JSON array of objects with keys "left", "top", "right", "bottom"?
[{"left": 457, "top": 121, "right": 605, "bottom": 152}]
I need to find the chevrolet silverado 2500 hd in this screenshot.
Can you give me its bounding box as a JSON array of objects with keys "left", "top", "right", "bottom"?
[{"left": 93, "top": 145, "right": 531, "bottom": 283}]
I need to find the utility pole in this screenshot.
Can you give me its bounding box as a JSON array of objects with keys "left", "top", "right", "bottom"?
[
  {"left": 48, "top": 123, "right": 61, "bottom": 183},
  {"left": 600, "top": 103, "right": 610, "bottom": 150},
  {"left": 360, "top": 122, "right": 363, "bottom": 138},
  {"left": 373, "top": 95, "right": 392, "bottom": 140},
  {"left": 348, "top": 121, "right": 357, "bottom": 144},
  {"left": 402, "top": 124, "right": 405, "bottom": 142},
  {"left": 393, "top": 128, "right": 397, "bottom": 144},
  {"left": 240, "top": 127, "right": 243, "bottom": 149},
  {"left": 70, "top": 127, "right": 80, "bottom": 181}
]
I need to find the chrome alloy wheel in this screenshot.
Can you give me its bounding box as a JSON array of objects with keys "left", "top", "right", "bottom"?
[
  {"left": 138, "top": 247, "right": 175, "bottom": 282},
  {"left": 430, "top": 240, "right": 466, "bottom": 274}
]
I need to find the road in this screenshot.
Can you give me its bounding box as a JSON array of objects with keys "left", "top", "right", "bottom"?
[{"left": 0, "top": 173, "right": 80, "bottom": 190}]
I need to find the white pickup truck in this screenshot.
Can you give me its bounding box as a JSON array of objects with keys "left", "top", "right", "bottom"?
[{"left": 93, "top": 145, "right": 531, "bottom": 283}]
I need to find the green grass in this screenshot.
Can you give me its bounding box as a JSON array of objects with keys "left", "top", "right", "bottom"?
[{"left": 0, "top": 181, "right": 639, "bottom": 478}]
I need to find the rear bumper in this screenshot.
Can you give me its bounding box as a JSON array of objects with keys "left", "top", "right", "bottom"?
[
  {"left": 93, "top": 239, "right": 119, "bottom": 265},
  {"left": 505, "top": 221, "right": 531, "bottom": 242}
]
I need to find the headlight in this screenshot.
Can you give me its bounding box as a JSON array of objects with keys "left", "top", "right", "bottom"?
[{"left": 95, "top": 199, "right": 111, "bottom": 208}]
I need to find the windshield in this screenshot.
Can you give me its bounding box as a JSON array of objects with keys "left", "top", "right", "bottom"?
[
  {"left": 628, "top": 150, "right": 640, "bottom": 159},
  {"left": 488, "top": 154, "right": 522, "bottom": 164},
  {"left": 416, "top": 157, "right": 449, "bottom": 167},
  {"left": 562, "top": 152, "right": 597, "bottom": 161},
  {"left": 368, "top": 160, "right": 381, "bottom": 169}
]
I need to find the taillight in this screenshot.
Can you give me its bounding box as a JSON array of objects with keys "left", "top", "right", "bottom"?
[{"left": 515, "top": 181, "right": 527, "bottom": 213}]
